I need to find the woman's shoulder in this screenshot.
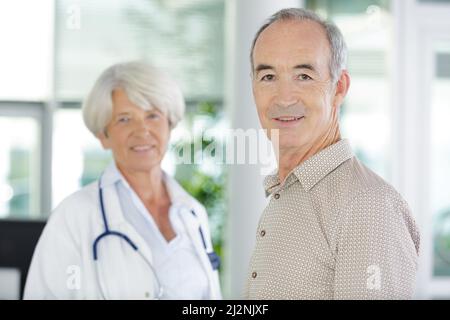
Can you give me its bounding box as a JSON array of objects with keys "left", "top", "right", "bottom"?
[
  {"left": 38, "top": 181, "right": 101, "bottom": 248},
  {"left": 49, "top": 181, "right": 100, "bottom": 225},
  {"left": 56, "top": 182, "right": 99, "bottom": 211}
]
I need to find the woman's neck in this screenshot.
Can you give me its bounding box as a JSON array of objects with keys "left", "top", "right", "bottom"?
[{"left": 116, "top": 164, "right": 169, "bottom": 205}]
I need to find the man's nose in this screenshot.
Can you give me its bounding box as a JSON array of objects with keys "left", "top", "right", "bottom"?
[{"left": 275, "top": 80, "right": 298, "bottom": 107}]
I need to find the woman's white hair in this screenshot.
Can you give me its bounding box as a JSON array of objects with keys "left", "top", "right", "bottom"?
[{"left": 82, "top": 61, "right": 185, "bottom": 135}]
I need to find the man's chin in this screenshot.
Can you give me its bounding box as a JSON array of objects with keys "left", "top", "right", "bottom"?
[{"left": 275, "top": 139, "right": 308, "bottom": 153}]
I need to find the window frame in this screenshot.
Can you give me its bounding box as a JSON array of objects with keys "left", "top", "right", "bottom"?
[
  {"left": 0, "top": 101, "right": 52, "bottom": 220},
  {"left": 392, "top": 0, "right": 450, "bottom": 299}
]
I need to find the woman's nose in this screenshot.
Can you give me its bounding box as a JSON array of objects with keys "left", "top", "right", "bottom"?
[{"left": 133, "top": 117, "right": 150, "bottom": 136}]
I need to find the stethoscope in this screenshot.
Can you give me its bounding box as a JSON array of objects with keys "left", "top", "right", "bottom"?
[{"left": 92, "top": 177, "right": 220, "bottom": 299}]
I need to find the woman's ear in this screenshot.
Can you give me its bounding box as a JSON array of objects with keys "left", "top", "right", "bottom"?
[
  {"left": 96, "top": 129, "right": 110, "bottom": 149},
  {"left": 333, "top": 70, "right": 351, "bottom": 109}
]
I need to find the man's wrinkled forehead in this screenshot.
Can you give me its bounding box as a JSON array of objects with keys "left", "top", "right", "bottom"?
[{"left": 252, "top": 19, "right": 331, "bottom": 73}]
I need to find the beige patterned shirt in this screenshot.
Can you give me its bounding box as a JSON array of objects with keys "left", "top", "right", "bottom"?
[{"left": 244, "top": 139, "right": 420, "bottom": 300}]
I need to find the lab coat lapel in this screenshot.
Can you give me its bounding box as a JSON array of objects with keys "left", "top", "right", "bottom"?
[
  {"left": 165, "top": 175, "right": 219, "bottom": 298},
  {"left": 95, "top": 183, "right": 157, "bottom": 299},
  {"left": 101, "top": 183, "right": 155, "bottom": 264},
  {"left": 177, "top": 209, "right": 216, "bottom": 298}
]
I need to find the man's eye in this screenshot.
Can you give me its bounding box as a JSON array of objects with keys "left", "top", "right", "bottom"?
[
  {"left": 260, "top": 74, "right": 275, "bottom": 81},
  {"left": 298, "top": 74, "right": 312, "bottom": 81}
]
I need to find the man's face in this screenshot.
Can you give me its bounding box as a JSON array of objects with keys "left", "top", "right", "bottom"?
[{"left": 252, "top": 20, "right": 340, "bottom": 152}]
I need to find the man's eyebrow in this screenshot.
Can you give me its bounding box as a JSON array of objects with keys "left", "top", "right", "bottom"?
[
  {"left": 294, "top": 64, "right": 316, "bottom": 72},
  {"left": 254, "top": 64, "right": 274, "bottom": 73},
  {"left": 254, "top": 63, "right": 317, "bottom": 73}
]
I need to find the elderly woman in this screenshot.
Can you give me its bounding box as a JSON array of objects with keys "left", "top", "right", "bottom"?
[{"left": 24, "top": 62, "right": 221, "bottom": 300}]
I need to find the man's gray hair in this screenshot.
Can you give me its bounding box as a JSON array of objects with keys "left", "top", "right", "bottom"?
[{"left": 250, "top": 8, "right": 348, "bottom": 83}]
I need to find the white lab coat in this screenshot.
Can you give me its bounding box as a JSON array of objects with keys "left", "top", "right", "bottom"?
[{"left": 24, "top": 171, "right": 222, "bottom": 300}]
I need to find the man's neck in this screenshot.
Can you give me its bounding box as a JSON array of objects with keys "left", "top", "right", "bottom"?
[{"left": 277, "top": 132, "right": 341, "bottom": 183}]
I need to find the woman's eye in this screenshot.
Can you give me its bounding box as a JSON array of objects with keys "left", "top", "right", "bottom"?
[
  {"left": 147, "top": 113, "right": 160, "bottom": 120},
  {"left": 260, "top": 74, "right": 275, "bottom": 82},
  {"left": 118, "top": 117, "right": 130, "bottom": 123}
]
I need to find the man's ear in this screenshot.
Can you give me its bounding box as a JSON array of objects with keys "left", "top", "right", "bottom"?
[
  {"left": 332, "top": 70, "right": 350, "bottom": 109},
  {"left": 96, "top": 129, "right": 110, "bottom": 150}
]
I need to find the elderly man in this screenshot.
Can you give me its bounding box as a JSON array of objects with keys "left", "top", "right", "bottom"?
[{"left": 244, "top": 8, "right": 420, "bottom": 299}]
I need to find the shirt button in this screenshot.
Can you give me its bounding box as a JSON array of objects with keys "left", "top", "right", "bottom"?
[
  {"left": 252, "top": 271, "right": 257, "bottom": 279},
  {"left": 274, "top": 193, "right": 280, "bottom": 199},
  {"left": 260, "top": 230, "right": 266, "bottom": 237}
]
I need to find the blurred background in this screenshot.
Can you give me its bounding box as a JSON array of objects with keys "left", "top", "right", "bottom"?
[{"left": 0, "top": 0, "right": 449, "bottom": 299}]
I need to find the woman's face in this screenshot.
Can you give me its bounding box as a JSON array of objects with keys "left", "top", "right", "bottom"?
[{"left": 98, "top": 88, "right": 171, "bottom": 174}]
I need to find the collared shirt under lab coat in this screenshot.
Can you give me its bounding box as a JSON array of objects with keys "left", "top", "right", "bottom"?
[
  {"left": 24, "top": 165, "right": 221, "bottom": 300},
  {"left": 111, "top": 163, "right": 209, "bottom": 299}
]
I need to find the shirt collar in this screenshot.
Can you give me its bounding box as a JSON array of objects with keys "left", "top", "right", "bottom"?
[
  {"left": 263, "top": 139, "right": 354, "bottom": 195},
  {"left": 100, "top": 162, "right": 194, "bottom": 208},
  {"left": 99, "top": 162, "right": 123, "bottom": 189}
]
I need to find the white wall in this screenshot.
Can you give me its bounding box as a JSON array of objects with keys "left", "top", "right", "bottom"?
[
  {"left": 223, "top": 0, "right": 302, "bottom": 299},
  {"left": 0, "top": 0, "right": 54, "bottom": 100}
]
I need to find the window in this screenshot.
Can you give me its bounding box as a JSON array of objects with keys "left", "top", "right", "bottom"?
[
  {"left": 306, "top": 0, "right": 392, "bottom": 180},
  {"left": 0, "top": 0, "right": 226, "bottom": 228},
  {"left": 431, "top": 45, "right": 450, "bottom": 277},
  {"left": 55, "top": 0, "right": 224, "bottom": 102},
  {"left": 52, "top": 0, "right": 227, "bottom": 261},
  {"left": 0, "top": 0, "right": 53, "bottom": 220},
  {"left": 52, "top": 108, "right": 111, "bottom": 208},
  {"left": 0, "top": 115, "right": 40, "bottom": 219},
  {"left": 0, "top": 1, "right": 53, "bottom": 101}
]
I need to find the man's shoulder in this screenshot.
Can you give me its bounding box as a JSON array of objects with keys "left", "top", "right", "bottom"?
[
  {"left": 336, "top": 158, "right": 420, "bottom": 257},
  {"left": 337, "top": 157, "right": 401, "bottom": 198},
  {"left": 334, "top": 157, "right": 413, "bottom": 223},
  {"left": 319, "top": 156, "right": 411, "bottom": 218}
]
